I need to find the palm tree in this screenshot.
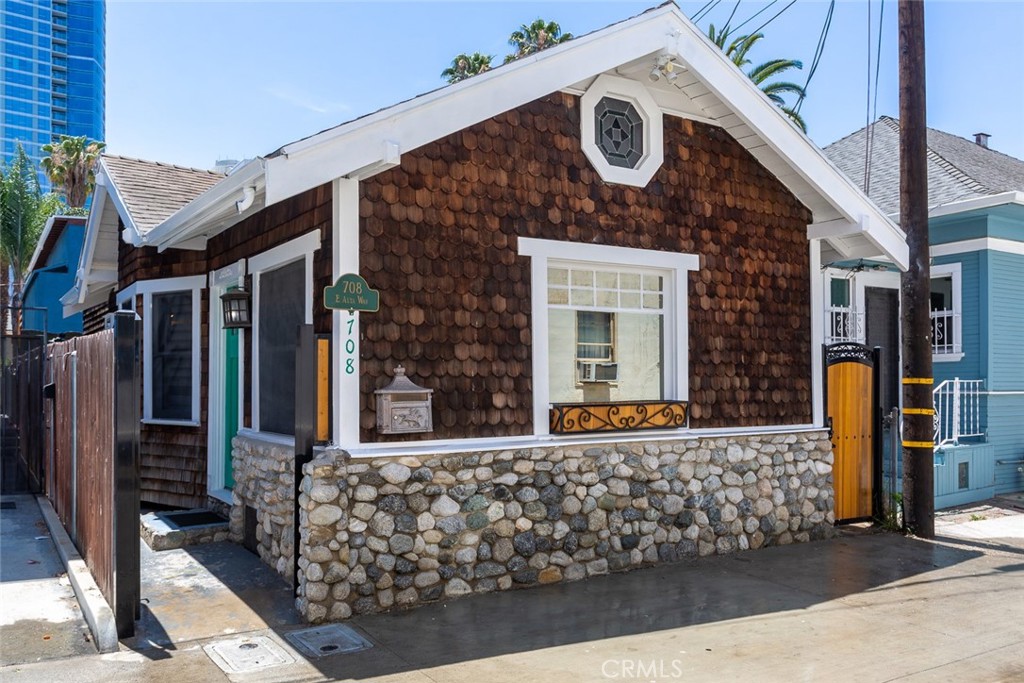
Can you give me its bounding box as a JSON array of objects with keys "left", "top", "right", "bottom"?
[
  {"left": 40, "top": 134, "right": 105, "bottom": 209},
  {"left": 707, "top": 24, "right": 807, "bottom": 132},
  {"left": 504, "top": 19, "right": 572, "bottom": 64},
  {"left": 441, "top": 52, "right": 494, "bottom": 84},
  {"left": 1, "top": 146, "right": 65, "bottom": 333}
]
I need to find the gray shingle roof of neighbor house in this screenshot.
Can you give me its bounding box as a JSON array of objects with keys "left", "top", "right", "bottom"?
[
  {"left": 824, "top": 116, "right": 1024, "bottom": 216},
  {"left": 101, "top": 155, "right": 225, "bottom": 234}
]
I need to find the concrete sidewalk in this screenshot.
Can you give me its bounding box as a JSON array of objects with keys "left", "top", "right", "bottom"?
[
  {"left": 0, "top": 494, "right": 94, "bottom": 665},
  {"left": 2, "top": 523, "right": 1023, "bottom": 683}
]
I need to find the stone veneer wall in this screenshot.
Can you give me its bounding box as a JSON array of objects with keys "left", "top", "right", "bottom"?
[
  {"left": 228, "top": 435, "right": 295, "bottom": 581},
  {"left": 293, "top": 430, "right": 834, "bottom": 622}
]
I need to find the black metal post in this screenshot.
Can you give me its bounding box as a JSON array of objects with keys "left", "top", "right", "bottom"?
[
  {"left": 293, "top": 324, "right": 316, "bottom": 591},
  {"left": 871, "top": 347, "right": 885, "bottom": 520},
  {"left": 112, "top": 311, "right": 140, "bottom": 636}
]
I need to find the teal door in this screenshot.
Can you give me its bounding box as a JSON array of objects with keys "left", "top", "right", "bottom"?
[{"left": 224, "top": 327, "right": 239, "bottom": 488}]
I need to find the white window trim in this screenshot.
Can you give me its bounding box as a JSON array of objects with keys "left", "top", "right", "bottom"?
[
  {"left": 519, "top": 237, "right": 699, "bottom": 436},
  {"left": 130, "top": 275, "right": 205, "bottom": 427},
  {"left": 931, "top": 262, "right": 963, "bottom": 362},
  {"left": 248, "top": 230, "right": 321, "bottom": 435},
  {"left": 206, "top": 260, "right": 246, "bottom": 502},
  {"left": 580, "top": 74, "right": 664, "bottom": 187}
]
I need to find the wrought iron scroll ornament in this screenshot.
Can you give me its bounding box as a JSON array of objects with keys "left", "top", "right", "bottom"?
[
  {"left": 824, "top": 342, "right": 874, "bottom": 367},
  {"left": 549, "top": 401, "right": 688, "bottom": 434}
]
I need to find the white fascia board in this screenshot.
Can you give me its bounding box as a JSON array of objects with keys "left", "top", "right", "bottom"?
[
  {"left": 928, "top": 191, "right": 1024, "bottom": 219},
  {"left": 98, "top": 161, "right": 144, "bottom": 246},
  {"left": 663, "top": 21, "right": 908, "bottom": 270},
  {"left": 26, "top": 217, "right": 57, "bottom": 274},
  {"left": 265, "top": 10, "right": 679, "bottom": 205},
  {"left": 69, "top": 182, "right": 112, "bottom": 308},
  {"left": 145, "top": 158, "right": 266, "bottom": 251}
]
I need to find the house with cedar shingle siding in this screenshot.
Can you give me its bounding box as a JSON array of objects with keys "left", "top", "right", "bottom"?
[
  {"left": 823, "top": 116, "right": 1024, "bottom": 507},
  {"left": 68, "top": 4, "right": 909, "bottom": 618}
]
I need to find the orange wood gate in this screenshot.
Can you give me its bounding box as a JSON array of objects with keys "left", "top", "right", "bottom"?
[{"left": 824, "top": 343, "right": 882, "bottom": 522}]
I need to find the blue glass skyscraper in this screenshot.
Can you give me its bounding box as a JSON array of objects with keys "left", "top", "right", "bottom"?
[{"left": 2, "top": 0, "right": 105, "bottom": 188}]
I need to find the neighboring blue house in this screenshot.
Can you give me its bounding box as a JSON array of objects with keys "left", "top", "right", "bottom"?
[
  {"left": 21, "top": 215, "right": 87, "bottom": 336},
  {"left": 824, "top": 117, "right": 1024, "bottom": 508}
]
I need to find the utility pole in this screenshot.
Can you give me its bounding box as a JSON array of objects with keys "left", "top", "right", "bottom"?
[{"left": 898, "top": 0, "right": 934, "bottom": 538}]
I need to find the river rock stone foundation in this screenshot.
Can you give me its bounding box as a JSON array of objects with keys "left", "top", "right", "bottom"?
[
  {"left": 229, "top": 435, "right": 295, "bottom": 581},
  {"left": 294, "top": 431, "right": 834, "bottom": 622}
]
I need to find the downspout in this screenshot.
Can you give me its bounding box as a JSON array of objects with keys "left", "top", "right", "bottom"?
[{"left": 236, "top": 186, "right": 256, "bottom": 213}]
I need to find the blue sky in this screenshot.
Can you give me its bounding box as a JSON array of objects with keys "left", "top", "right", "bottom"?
[{"left": 107, "top": 1, "right": 1024, "bottom": 169}]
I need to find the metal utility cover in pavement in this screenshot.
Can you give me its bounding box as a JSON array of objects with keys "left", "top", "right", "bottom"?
[
  {"left": 284, "top": 624, "right": 374, "bottom": 658},
  {"left": 203, "top": 635, "right": 294, "bottom": 673}
]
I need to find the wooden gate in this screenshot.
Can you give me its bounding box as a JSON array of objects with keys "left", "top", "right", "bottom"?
[{"left": 824, "top": 343, "right": 882, "bottom": 522}]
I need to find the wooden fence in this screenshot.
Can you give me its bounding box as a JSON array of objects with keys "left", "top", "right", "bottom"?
[
  {"left": 46, "top": 313, "right": 140, "bottom": 638},
  {"left": 1, "top": 335, "right": 46, "bottom": 493}
]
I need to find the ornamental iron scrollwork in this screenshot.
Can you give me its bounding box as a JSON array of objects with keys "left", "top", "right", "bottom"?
[
  {"left": 549, "top": 400, "right": 688, "bottom": 434},
  {"left": 824, "top": 342, "right": 874, "bottom": 367}
]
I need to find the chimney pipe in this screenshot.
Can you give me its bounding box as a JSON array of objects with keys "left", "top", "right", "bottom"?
[{"left": 974, "top": 132, "right": 990, "bottom": 148}]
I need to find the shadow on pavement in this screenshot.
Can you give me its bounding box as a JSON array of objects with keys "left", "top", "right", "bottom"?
[
  {"left": 120, "top": 540, "right": 301, "bottom": 656},
  {"left": 254, "top": 532, "right": 986, "bottom": 681}
]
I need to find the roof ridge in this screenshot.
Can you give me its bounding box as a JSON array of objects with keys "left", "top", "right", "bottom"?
[
  {"left": 879, "top": 117, "right": 994, "bottom": 196},
  {"left": 102, "top": 154, "right": 225, "bottom": 177}
]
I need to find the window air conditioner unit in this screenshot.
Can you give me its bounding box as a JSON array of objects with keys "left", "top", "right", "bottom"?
[{"left": 578, "top": 361, "right": 618, "bottom": 383}]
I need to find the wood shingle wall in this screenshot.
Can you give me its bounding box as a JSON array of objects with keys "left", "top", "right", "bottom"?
[
  {"left": 358, "top": 92, "right": 813, "bottom": 442},
  {"left": 117, "top": 184, "right": 332, "bottom": 508}
]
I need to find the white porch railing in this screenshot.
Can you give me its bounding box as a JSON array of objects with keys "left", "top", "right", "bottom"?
[
  {"left": 826, "top": 306, "right": 864, "bottom": 344},
  {"left": 932, "top": 378, "right": 984, "bottom": 450},
  {"left": 930, "top": 309, "right": 961, "bottom": 355}
]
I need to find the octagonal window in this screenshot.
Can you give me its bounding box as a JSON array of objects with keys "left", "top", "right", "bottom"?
[{"left": 595, "top": 97, "right": 645, "bottom": 169}]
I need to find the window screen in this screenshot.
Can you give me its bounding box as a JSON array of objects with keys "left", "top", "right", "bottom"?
[
  {"left": 151, "top": 291, "right": 192, "bottom": 420},
  {"left": 258, "top": 259, "right": 304, "bottom": 435}
]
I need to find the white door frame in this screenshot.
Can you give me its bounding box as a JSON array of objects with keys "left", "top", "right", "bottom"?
[{"left": 206, "top": 260, "right": 246, "bottom": 504}]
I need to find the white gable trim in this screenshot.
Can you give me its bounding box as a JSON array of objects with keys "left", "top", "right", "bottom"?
[
  {"left": 929, "top": 191, "right": 1024, "bottom": 219},
  {"left": 152, "top": 3, "right": 905, "bottom": 271},
  {"left": 931, "top": 237, "right": 1024, "bottom": 258}
]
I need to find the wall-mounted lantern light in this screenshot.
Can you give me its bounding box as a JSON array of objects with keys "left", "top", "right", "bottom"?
[{"left": 220, "top": 288, "right": 251, "bottom": 329}]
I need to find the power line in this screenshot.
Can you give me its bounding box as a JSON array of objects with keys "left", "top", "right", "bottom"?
[
  {"left": 721, "top": 0, "right": 743, "bottom": 33},
  {"left": 731, "top": 0, "right": 779, "bottom": 34},
  {"left": 863, "top": 0, "right": 874, "bottom": 191},
  {"left": 864, "top": 0, "right": 886, "bottom": 195},
  {"left": 692, "top": 0, "right": 723, "bottom": 25},
  {"left": 794, "top": 0, "right": 836, "bottom": 115},
  {"left": 747, "top": 0, "right": 798, "bottom": 38}
]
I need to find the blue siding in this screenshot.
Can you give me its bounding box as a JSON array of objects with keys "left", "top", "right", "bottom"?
[
  {"left": 933, "top": 251, "right": 983, "bottom": 385},
  {"left": 988, "top": 215, "right": 1024, "bottom": 241},
  {"left": 930, "top": 214, "right": 989, "bottom": 244},
  {"left": 20, "top": 222, "right": 85, "bottom": 335},
  {"left": 987, "top": 251, "right": 1024, "bottom": 390},
  {"left": 989, "top": 394, "right": 1024, "bottom": 495},
  {"left": 934, "top": 443, "right": 996, "bottom": 509}
]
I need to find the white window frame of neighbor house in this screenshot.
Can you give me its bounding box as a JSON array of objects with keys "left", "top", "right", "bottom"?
[
  {"left": 117, "top": 275, "right": 205, "bottom": 427},
  {"left": 580, "top": 74, "right": 664, "bottom": 187},
  {"left": 243, "top": 230, "right": 320, "bottom": 442},
  {"left": 930, "top": 261, "right": 963, "bottom": 362},
  {"left": 519, "top": 237, "right": 699, "bottom": 436}
]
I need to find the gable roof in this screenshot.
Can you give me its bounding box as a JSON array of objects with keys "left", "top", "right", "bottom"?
[
  {"left": 81, "top": 0, "right": 908, "bottom": 287},
  {"left": 26, "top": 215, "right": 86, "bottom": 274},
  {"left": 824, "top": 116, "right": 1024, "bottom": 216},
  {"left": 102, "top": 155, "right": 225, "bottom": 237}
]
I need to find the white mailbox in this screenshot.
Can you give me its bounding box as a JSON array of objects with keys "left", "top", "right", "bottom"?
[{"left": 375, "top": 365, "right": 434, "bottom": 434}]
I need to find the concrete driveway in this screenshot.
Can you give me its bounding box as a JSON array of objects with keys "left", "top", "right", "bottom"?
[{"left": 2, "top": 517, "right": 1022, "bottom": 683}]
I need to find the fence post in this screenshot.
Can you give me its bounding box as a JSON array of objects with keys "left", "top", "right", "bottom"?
[
  {"left": 951, "top": 378, "right": 961, "bottom": 446},
  {"left": 112, "top": 311, "right": 140, "bottom": 637}
]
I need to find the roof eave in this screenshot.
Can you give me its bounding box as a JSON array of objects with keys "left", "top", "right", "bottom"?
[{"left": 145, "top": 158, "right": 267, "bottom": 252}]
